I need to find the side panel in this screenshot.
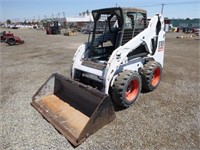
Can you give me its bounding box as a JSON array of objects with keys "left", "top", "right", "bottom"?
[
  {"left": 151, "top": 16, "right": 165, "bottom": 68},
  {"left": 151, "top": 30, "right": 165, "bottom": 67}
]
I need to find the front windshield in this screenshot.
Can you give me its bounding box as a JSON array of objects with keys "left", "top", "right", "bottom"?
[
  {"left": 84, "top": 13, "right": 121, "bottom": 61},
  {"left": 92, "top": 14, "right": 119, "bottom": 48}
]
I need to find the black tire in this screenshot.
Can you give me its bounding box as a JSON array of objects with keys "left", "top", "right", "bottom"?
[
  {"left": 111, "top": 70, "right": 142, "bottom": 108},
  {"left": 141, "top": 61, "right": 162, "bottom": 91},
  {"left": 56, "top": 30, "right": 61, "bottom": 34},
  {"left": 5, "top": 38, "right": 16, "bottom": 46}
]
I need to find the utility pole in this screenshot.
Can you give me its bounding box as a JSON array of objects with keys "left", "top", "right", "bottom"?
[
  {"left": 161, "top": 3, "right": 164, "bottom": 14},
  {"left": 58, "top": 12, "right": 60, "bottom": 19},
  {"left": 63, "top": 12, "right": 65, "bottom": 18},
  {"left": 63, "top": 12, "right": 67, "bottom": 29}
]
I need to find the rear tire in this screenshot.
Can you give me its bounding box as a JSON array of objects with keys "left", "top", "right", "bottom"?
[
  {"left": 111, "top": 70, "right": 141, "bottom": 108},
  {"left": 141, "top": 61, "right": 162, "bottom": 91},
  {"left": 5, "top": 38, "right": 16, "bottom": 46}
]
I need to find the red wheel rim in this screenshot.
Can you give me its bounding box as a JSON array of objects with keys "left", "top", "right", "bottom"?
[
  {"left": 125, "top": 79, "right": 139, "bottom": 101},
  {"left": 151, "top": 68, "right": 161, "bottom": 86}
]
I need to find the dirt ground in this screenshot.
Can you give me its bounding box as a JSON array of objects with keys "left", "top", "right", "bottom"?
[{"left": 0, "top": 28, "right": 199, "bottom": 150}]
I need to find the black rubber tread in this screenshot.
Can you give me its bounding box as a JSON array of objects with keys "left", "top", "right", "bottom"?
[
  {"left": 111, "top": 70, "right": 141, "bottom": 108},
  {"left": 141, "top": 61, "right": 162, "bottom": 91},
  {"left": 5, "top": 38, "right": 16, "bottom": 46}
]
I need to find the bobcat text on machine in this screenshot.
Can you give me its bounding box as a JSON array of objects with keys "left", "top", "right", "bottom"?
[{"left": 31, "top": 7, "right": 165, "bottom": 146}]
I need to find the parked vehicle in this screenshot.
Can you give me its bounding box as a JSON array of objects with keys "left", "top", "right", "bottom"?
[{"left": 1, "top": 31, "right": 24, "bottom": 45}]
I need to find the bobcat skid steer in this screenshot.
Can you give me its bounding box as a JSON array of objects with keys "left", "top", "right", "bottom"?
[{"left": 31, "top": 7, "right": 165, "bottom": 146}]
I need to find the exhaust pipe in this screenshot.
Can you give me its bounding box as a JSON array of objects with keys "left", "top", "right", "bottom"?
[{"left": 31, "top": 73, "right": 116, "bottom": 146}]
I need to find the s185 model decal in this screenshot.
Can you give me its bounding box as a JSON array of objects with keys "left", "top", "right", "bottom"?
[{"left": 158, "top": 41, "right": 165, "bottom": 52}]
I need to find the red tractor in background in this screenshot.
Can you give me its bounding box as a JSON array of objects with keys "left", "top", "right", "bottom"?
[{"left": 1, "top": 31, "right": 24, "bottom": 46}]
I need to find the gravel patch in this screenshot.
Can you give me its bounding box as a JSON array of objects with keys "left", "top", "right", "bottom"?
[{"left": 1, "top": 29, "right": 199, "bottom": 149}]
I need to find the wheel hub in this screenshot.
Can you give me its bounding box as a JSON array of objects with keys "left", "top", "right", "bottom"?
[
  {"left": 125, "top": 80, "right": 139, "bottom": 101},
  {"left": 151, "top": 68, "right": 161, "bottom": 86}
]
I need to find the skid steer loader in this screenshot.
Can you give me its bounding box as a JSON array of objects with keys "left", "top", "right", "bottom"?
[{"left": 31, "top": 7, "right": 165, "bottom": 146}]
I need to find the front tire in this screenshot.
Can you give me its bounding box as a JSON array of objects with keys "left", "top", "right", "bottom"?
[
  {"left": 141, "top": 61, "right": 162, "bottom": 91},
  {"left": 111, "top": 70, "right": 142, "bottom": 108}
]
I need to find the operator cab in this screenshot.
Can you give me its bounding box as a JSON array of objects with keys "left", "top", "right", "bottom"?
[{"left": 84, "top": 7, "right": 147, "bottom": 62}]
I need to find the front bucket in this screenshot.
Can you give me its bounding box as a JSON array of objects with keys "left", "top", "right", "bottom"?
[{"left": 31, "top": 73, "right": 116, "bottom": 146}]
